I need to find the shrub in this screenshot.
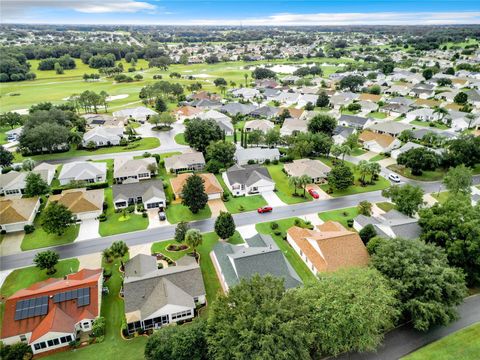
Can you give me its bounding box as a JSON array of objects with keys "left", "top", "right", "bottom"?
[
  {"left": 272, "top": 159, "right": 279, "bottom": 165},
  {"left": 238, "top": 205, "right": 245, "bottom": 212},
  {"left": 92, "top": 317, "right": 106, "bottom": 337},
  {"left": 274, "top": 230, "right": 281, "bottom": 236},
  {"left": 142, "top": 212, "right": 148, "bottom": 218},
  {"left": 24, "top": 224, "right": 35, "bottom": 234},
  {"left": 98, "top": 213, "right": 107, "bottom": 222},
  {"left": 127, "top": 205, "right": 135, "bottom": 213},
  {"left": 270, "top": 222, "right": 279, "bottom": 230},
  {"left": 143, "top": 152, "right": 151, "bottom": 158},
  {"left": 347, "top": 219, "right": 354, "bottom": 227},
  {"left": 264, "top": 159, "right": 271, "bottom": 165}
]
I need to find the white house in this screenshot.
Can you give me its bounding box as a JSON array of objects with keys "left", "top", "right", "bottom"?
[
  {"left": 234, "top": 147, "right": 280, "bottom": 165},
  {"left": 222, "top": 164, "right": 275, "bottom": 196},
  {"left": 113, "top": 107, "right": 157, "bottom": 123},
  {"left": 114, "top": 157, "right": 157, "bottom": 184},
  {"left": 82, "top": 126, "right": 124, "bottom": 147},
  {"left": 58, "top": 161, "right": 107, "bottom": 185}
]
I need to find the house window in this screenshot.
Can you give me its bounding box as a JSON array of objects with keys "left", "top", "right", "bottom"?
[
  {"left": 83, "top": 321, "right": 90, "bottom": 328},
  {"left": 47, "top": 338, "right": 60, "bottom": 347},
  {"left": 60, "top": 335, "right": 72, "bottom": 344},
  {"left": 19, "top": 334, "right": 27, "bottom": 342},
  {"left": 171, "top": 309, "right": 193, "bottom": 320},
  {"left": 34, "top": 342, "right": 47, "bottom": 350}
]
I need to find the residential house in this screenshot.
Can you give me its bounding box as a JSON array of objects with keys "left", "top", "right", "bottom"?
[
  {"left": 330, "top": 92, "right": 358, "bottom": 109},
  {"left": 211, "top": 233, "right": 302, "bottom": 292},
  {"left": 113, "top": 107, "right": 157, "bottom": 123},
  {"left": 249, "top": 105, "right": 279, "bottom": 119},
  {"left": 164, "top": 152, "right": 206, "bottom": 174},
  {"left": 358, "top": 93, "right": 382, "bottom": 103},
  {"left": 174, "top": 105, "right": 202, "bottom": 121},
  {"left": 222, "top": 164, "right": 275, "bottom": 196},
  {"left": 367, "top": 121, "right": 412, "bottom": 137},
  {"left": 196, "top": 110, "right": 234, "bottom": 135},
  {"left": 113, "top": 179, "right": 166, "bottom": 210},
  {"left": 114, "top": 157, "right": 157, "bottom": 184},
  {"left": 0, "top": 164, "right": 55, "bottom": 197},
  {"left": 244, "top": 119, "right": 274, "bottom": 133},
  {"left": 1, "top": 269, "right": 102, "bottom": 355},
  {"left": 405, "top": 108, "right": 438, "bottom": 122},
  {"left": 230, "top": 88, "right": 260, "bottom": 100},
  {"left": 286, "top": 221, "right": 369, "bottom": 275},
  {"left": 338, "top": 114, "right": 374, "bottom": 130},
  {"left": 359, "top": 130, "right": 401, "bottom": 153},
  {"left": 380, "top": 103, "right": 410, "bottom": 117},
  {"left": 124, "top": 254, "right": 205, "bottom": 334},
  {"left": 0, "top": 197, "right": 40, "bottom": 233},
  {"left": 58, "top": 161, "right": 107, "bottom": 185},
  {"left": 49, "top": 188, "right": 104, "bottom": 221},
  {"left": 280, "top": 117, "right": 308, "bottom": 136},
  {"left": 332, "top": 126, "right": 356, "bottom": 145},
  {"left": 170, "top": 173, "right": 223, "bottom": 200},
  {"left": 284, "top": 159, "right": 331, "bottom": 184},
  {"left": 220, "top": 102, "right": 257, "bottom": 116},
  {"left": 409, "top": 87, "right": 435, "bottom": 99},
  {"left": 234, "top": 147, "right": 280, "bottom": 165},
  {"left": 83, "top": 114, "right": 124, "bottom": 128},
  {"left": 353, "top": 209, "right": 422, "bottom": 240},
  {"left": 81, "top": 127, "right": 123, "bottom": 148}
]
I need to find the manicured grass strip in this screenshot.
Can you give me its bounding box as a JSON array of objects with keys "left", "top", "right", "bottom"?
[
  {"left": 21, "top": 213, "right": 80, "bottom": 251},
  {"left": 431, "top": 191, "right": 450, "bottom": 204},
  {"left": 256, "top": 218, "right": 316, "bottom": 283},
  {"left": 24, "top": 137, "right": 160, "bottom": 162},
  {"left": 376, "top": 202, "right": 395, "bottom": 212},
  {"left": 267, "top": 164, "right": 311, "bottom": 204},
  {"left": 174, "top": 133, "right": 187, "bottom": 145},
  {"left": 318, "top": 207, "right": 359, "bottom": 229},
  {"left": 351, "top": 147, "right": 366, "bottom": 156},
  {"left": 45, "top": 254, "right": 148, "bottom": 360},
  {"left": 369, "top": 111, "right": 387, "bottom": 119},
  {"left": 215, "top": 174, "right": 267, "bottom": 213},
  {"left": 319, "top": 157, "right": 390, "bottom": 197},
  {"left": 387, "top": 164, "right": 447, "bottom": 182},
  {"left": 166, "top": 203, "right": 212, "bottom": 224},
  {"left": 402, "top": 323, "right": 480, "bottom": 360},
  {"left": 369, "top": 154, "right": 387, "bottom": 162},
  {"left": 409, "top": 119, "right": 450, "bottom": 130},
  {"left": 99, "top": 188, "right": 148, "bottom": 237}
]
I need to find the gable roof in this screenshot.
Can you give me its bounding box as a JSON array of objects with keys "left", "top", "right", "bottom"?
[
  {"left": 284, "top": 159, "right": 331, "bottom": 179},
  {"left": 113, "top": 179, "right": 166, "bottom": 203},
  {"left": 234, "top": 147, "right": 280, "bottom": 163},
  {"left": 164, "top": 152, "right": 205, "bottom": 170},
  {"left": 59, "top": 161, "right": 106, "bottom": 181},
  {"left": 114, "top": 157, "right": 156, "bottom": 178},
  {"left": 359, "top": 130, "right": 397, "bottom": 148},
  {"left": 225, "top": 164, "right": 274, "bottom": 187},
  {"left": 287, "top": 221, "right": 369, "bottom": 273},
  {"left": 0, "top": 197, "right": 39, "bottom": 224},
  {"left": 49, "top": 188, "right": 103, "bottom": 214},
  {"left": 170, "top": 173, "right": 223, "bottom": 196}
]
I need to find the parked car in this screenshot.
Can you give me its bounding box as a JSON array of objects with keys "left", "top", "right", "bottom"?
[
  {"left": 257, "top": 206, "right": 273, "bottom": 214},
  {"left": 158, "top": 211, "right": 166, "bottom": 221},
  {"left": 388, "top": 173, "right": 401, "bottom": 183},
  {"left": 308, "top": 189, "right": 320, "bottom": 199}
]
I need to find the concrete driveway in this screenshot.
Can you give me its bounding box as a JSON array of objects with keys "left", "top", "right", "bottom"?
[
  {"left": 378, "top": 158, "right": 397, "bottom": 167},
  {"left": 77, "top": 252, "right": 102, "bottom": 269},
  {"left": 76, "top": 219, "right": 100, "bottom": 241},
  {"left": 306, "top": 184, "right": 331, "bottom": 200},
  {"left": 236, "top": 224, "right": 257, "bottom": 239},
  {"left": 261, "top": 191, "right": 286, "bottom": 207},
  {"left": 208, "top": 199, "right": 228, "bottom": 217},
  {"left": 147, "top": 209, "right": 170, "bottom": 229},
  {"left": 0, "top": 233, "right": 24, "bottom": 256}
]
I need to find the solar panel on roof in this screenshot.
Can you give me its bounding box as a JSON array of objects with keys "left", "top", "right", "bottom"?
[{"left": 14, "top": 296, "right": 48, "bottom": 321}]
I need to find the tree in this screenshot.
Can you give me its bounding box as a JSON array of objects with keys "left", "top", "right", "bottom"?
[
  {"left": 307, "top": 114, "right": 337, "bottom": 135},
  {"left": 148, "top": 114, "right": 161, "bottom": 128},
  {"left": 158, "top": 112, "right": 175, "bottom": 128},
  {"left": 339, "top": 75, "right": 366, "bottom": 92},
  {"left": 422, "top": 68, "right": 433, "bottom": 80},
  {"left": 0, "top": 145, "right": 14, "bottom": 167},
  {"left": 24, "top": 172, "right": 50, "bottom": 197},
  {"left": 185, "top": 229, "right": 203, "bottom": 257},
  {"left": 246, "top": 129, "right": 263, "bottom": 146},
  {"left": 0, "top": 111, "right": 23, "bottom": 129},
  {"left": 184, "top": 119, "right": 223, "bottom": 153},
  {"left": 298, "top": 174, "right": 311, "bottom": 197},
  {"left": 382, "top": 184, "right": 424, "bottom": 217},
  {"left": 181, "top": 174, "right": 208, "bottom": 213},
  {"left": 398, "top": 129, "right": 414, "bottom": 143},
  {"left": 214, "top": 211, "right": 236, "bottom": 239},
  {"left": 293, "top": 268, "right": 398, "bottom": 357},
  {"left": 397, "top": 147, "right": 441, "bottom": 175},
  {"left": 356, "top": 160, "right": 371, "bottom": 185},
  {"left": 0, "top": 342, "right": 33, "bottom": 360},
  {"left": 358, "top": 200, "right": 372, "bottom": 216},
  {"left": 370, "top": 237, "right": 467, "bottom": 331},
  {"left": 327, "top": 163, "right": 354, "bottom": 191},
  {"left": 34, "top": 250, "right": 59, "bottom": 275},
  {"left": 316, "top": 91, "right": 330, "bottom": 107},
  {"left": 288, "top": 176, "right": 301, "bottom": 196},
  {"left": 443, "top": 164, "right": 472, "bottom": 195},
  {"left": 68, "top": 131, "right": 83, "bottom": 147},
  {"left": 207, "top": 275, "right": 311, "bottom": 360},
  {"left": 22, "top": 158, "right": 35, "bottom": 171},
  {"left": 145, "top": 319, "right": 208, "bottom": 360},
  {"left": 453, "top": 92, "right": 468, "bottom": 105},
  {"left": 251, "top": 67, "right": 276, "bottom": 80},
  {"left": 264, "top": 128, "right": 281, "bottom": 147},
  {"left": 174, "top": 221, "right": 189, "bottom": 242},
  {"left": 359, "top": 224, "right": 376, "bottom": 244},
  {"left": 109, "top": 241, "right": 129, "bottom": 258},
  {"left": 42, "top": 201, "right": 75, "bottom": 236},
  {"left": 206, "top": 141, "right": 236, "bottom": 169},
  {"left": 419, "top": 195, "right": 480, "bottom": 286},
  {"left": 154, "top": 97, "right": 167, "bottom": 112},
  {"left": 213, "top": 77, "right": 227, "bottom": 87}
]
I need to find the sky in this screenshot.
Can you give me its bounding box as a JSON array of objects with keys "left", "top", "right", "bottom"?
[{"left": 1, "top": 0, "right": 480, "bottom": 25}]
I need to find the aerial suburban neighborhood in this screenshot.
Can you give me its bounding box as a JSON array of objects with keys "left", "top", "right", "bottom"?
[{"left": 0, "top": 2, "right": 480, "bottom": 360}]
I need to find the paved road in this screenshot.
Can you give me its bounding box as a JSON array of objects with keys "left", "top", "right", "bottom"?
[{"left": 334, "top": 295, "right": 480, "bottom": 360}]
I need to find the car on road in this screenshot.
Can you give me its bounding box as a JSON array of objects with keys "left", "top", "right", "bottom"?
[
  {"left": 257, "top": 206, "right": 273, "bottom": 213},
  {"left": 158, "top": 211, "right": 166, "bottom": 221},
  {"left": 388, "top": 173, "right": 401, "bottom": 183},
  {"left": 308, "top": 189, "right": 320, "bottom": 199}
]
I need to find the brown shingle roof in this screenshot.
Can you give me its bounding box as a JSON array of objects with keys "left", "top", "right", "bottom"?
[
  {"left": 49, "top": 188, "right": 103, "bottom": 214},
  {"left": 287, "top": 221, "right": 369, "bottom": 273},
  {"left": 359, "top": 130, "right": 396, "bottom": 148},
  {"left": 170, "top": 173, "right": 223, "bottom": 197},
  {"left": 359, "top": 93, "right": 382, "bottom": 102},
  {"left": 0, "top": 197, "right": 39, "bottom": 224}
]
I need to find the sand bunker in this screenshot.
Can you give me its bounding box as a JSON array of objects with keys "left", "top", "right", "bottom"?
[{"left": 106, "top": 94, "right": 129, "bottom": 102}]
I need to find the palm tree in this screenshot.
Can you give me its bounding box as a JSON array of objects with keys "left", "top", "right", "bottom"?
[
  {"left": 185, "top": 229, "right": 203, "bottom": 259},
  {"left": 244, "top": 73, "right": 248, "bottom": 87},
  {"left": 298, "top": 175, "right": 311, "bottom": 198},
  {"left": 466, "top": 113, "right": 476, "bottom": 129},
  {"left": 68, "top": 131, "right": 83, "bottom": 147},
  {"left": 340, "top": 144, "right": 352, "bottom": 161},
  {"left": 102, "top": 248, "right": 112, "bottom": 263},
  {"left": 288, "top": 176, "right": 301, "bottom": 196},
  {"left": 330, "top": 144, "right": 342, "bottom": 160},
  {"left": 367, "top": 162, "right": 381, "bottom": 183},
  {"left": 433, "top": 106, "right": 448, "bottom": 124},
  {"left": 356, "top": 160, "right": 370, "bottom": 185}
]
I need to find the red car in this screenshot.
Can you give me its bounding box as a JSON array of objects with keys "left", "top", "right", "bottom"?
[
  {"left": 257, "top": 206, "right": 273, "bottom": 213},
  {"left": 308, "top": 189, "right": 320, "bottom": 199}
]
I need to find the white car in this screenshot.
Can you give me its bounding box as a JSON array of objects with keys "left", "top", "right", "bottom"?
[{"left": 388, "top": 173, "right": 401, "bottom": 183}]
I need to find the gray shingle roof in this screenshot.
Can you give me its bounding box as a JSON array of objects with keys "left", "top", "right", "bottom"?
[
  {"left": 225, "top": 164, "right": 273, "bottom": 187},
  {"left": 112, "top": 179, "right": 165, "bottom": 203}
]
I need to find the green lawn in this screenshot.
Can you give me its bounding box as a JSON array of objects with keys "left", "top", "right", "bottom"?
[
  {"left": 369, "top": 111, "right": 387, "bottom": 119},
  {"left": 0, "top": 259, "right": 79, "bottom": 330},
  {"left": 409, "top": 120, "right": 450, "bottom": 130},
  {"left": 21, "top": 209, "right": 80, "bottom": 251},
  {"left": 351, "top": 147, "right": 367, "bottom": 156},
  {"left": 99, "top": 188, "right": 148, "bottom": 237},
  {"left": 215, "top": 174, "right": 267, "bottom": 213},
  {"left": 402, "top": 323, "right": 480, "bottom": 360},
  {"left": 319, "top": 157, "right": 390, "bottom": 197},
  {"left": 369, "top": 154, "right": 387, "bottom": 162},
  {"left": 17, "top": 137, "right": 160, "bottom": 162},
  {"left": 387, "top": 164, "right": 447, "bottom": 181},
  {"left": 431, "top": 191, "right": 450, "bottom": 204},
  {"left": 318, "top": 207, "right": 359, "bottom": 229},
  {"left": 376, "top": 202, "right": 395, "bottom": 212},
  {"left": 166, "top": 203, "right": 212, "bottom": 224},
  {"left": 256, "top": 218, "right": 317, "bottom": 283},
  {"left": 150, "top": 231, "right": 243, "bottom": 305},
  {"left": 174, "top": 133, "right": 187, "bottom": 145},
  {"left": 45, "top": 255, "right": 147, "bottom": 360},
  {"left": 267, "top": 164, "right": 312, "bottom": 204}
]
